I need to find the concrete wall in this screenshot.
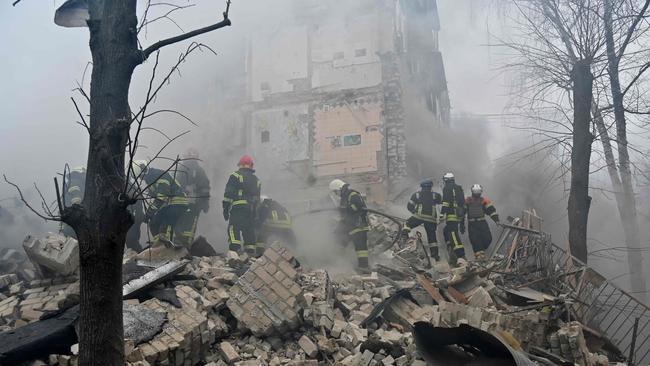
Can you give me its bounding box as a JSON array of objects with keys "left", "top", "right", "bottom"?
[
  {"left": 310, "top": 13, "right": 384, "bottom": 92},
  {"left": 313, "top": 98, "right": 384, "bottom": 177},
  {"left": 250, "top": 25, "right": 309, "bottom": 102},
  {"left": 250, "top": 104, "right": 310, "bottom": 167}
]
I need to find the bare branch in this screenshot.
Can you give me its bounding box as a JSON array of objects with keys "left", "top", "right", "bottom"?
[
  {"left": 139, "top": 0, "right": 231, "bottom": 63},
  {"left": 3, "top": 175, "right": 60, "bottom": 222}
]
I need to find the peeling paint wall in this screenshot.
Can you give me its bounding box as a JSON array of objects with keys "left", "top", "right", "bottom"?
[
  {"left": 250, "top": 104, "right": 310, "bottom": 168},
  {"left": 313, "top": 98, "right": 384, "bottom": 177}
]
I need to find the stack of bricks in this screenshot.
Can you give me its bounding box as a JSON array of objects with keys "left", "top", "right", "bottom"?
[
  {"left": 438, "top": 302, "right": 547, "bottom": 349},
  {"left": 126, "top": 286, "right": 215, "bottom": 366},
  {"left": 227, "top": 244, "right": 304, "bottom": 337},
  {"left": 0, "top": 277, "right": 78, "bottom": 327}
]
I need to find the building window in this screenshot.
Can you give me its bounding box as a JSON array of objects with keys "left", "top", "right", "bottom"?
[
  {"left": 343, "top": 134, "right": 362, "bottom": 146},
  {"left": 355, "top": 48, "right": 367, "bottom": 57},
  {"left": 261, "top": 130, "right": 270, "bottom": 143},
  {"left": 333, "top": 52, "right": 344, "bottom": 60},
  {"left": 260, "top": 82, "right": 270, "bottom": 92}
]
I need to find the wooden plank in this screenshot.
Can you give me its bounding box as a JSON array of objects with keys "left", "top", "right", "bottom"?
[
  {"left": 446, "top": 286, "right": 468, "bottom": 305},
  {"left": 416, "top": 273, "right": 445, "bottom": 304}
]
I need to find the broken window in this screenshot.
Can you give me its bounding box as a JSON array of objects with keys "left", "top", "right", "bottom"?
[
  {"left": 343, "top": 134, "right": 362, "bottom": 146},
  {"left": 260, "top": 82, "right": 270, "bottom": 92},
  {"left": 261, "top": 130, "right": 270, "bottom": 143},
  {"left": 355, "top": 48, "right": 367, "bottom": 57},
  {"left": 333, "top": 52, "right": 344, "bottom": 60}
]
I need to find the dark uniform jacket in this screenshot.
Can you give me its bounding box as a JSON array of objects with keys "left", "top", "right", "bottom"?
[
  {"left": 407, "top": 190, "right": 442, "bottom": 223},
  {"left": 258, "top": 200, "right": 292, "bottom": 229},
  {"left": 222, "top": 167, "right": 261, "bottom": 213},
  {"left": 177, "top": 160, "right": 211, "bottom": 212},
  {"left": 441, "top": 183, "right": 465, "bottom": 222},
  {"left": 340, "top": 188, "right": 369, "bottom": 234},
  {"left": 143, "top": 168, "right": 189, "bottom": 212}
]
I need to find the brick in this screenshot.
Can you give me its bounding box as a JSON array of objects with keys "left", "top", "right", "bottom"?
[
  {"left": 218, "top": 341, "right": 240, "bottom": 363},
  {"left": 299, "top": 335, "right": 319, "bottom": 358}
]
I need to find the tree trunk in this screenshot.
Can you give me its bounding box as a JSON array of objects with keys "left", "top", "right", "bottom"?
[
  {"left": 604, "top": 0, "right": 646, "bottom": 299},
  {"left": 567, "top": 61, "right": 593, "bottom": 263},
  {"left": 68, "top": 1, "right": 139, "bottom": 365}
]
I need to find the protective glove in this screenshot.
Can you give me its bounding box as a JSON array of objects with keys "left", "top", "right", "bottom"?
[{"left": 460, "top": 222, "right": 466, "bottom": 234}]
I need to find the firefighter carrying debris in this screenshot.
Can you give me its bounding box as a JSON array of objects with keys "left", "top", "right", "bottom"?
[
  {"left": 329, "top": 179, "right": 370, "bottom": 270},
  {"left": 464, "top": 184, "right": 499, "bottom": 259},
  {"left": 222, "top": 155, "right": 261, "bottom": 255},
  {"left": 402, "top": 179, "right": 442, "bottom": 261}
]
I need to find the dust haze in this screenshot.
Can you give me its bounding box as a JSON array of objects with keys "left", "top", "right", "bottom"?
[{"left": 0, "top": 1, "right": 646, "bottom": 289}]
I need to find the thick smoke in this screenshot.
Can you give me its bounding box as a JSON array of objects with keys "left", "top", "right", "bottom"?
[{"left": 1, "top": 1, "right": 646, "bottom": 289}]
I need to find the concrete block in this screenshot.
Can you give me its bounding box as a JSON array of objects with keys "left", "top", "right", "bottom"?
[
  {"left": 23, "top": 233, "right": 79, "bottom": 277},
  {"left": 299, "top": 335, "right": 319, "bottom": 358},
  {"left": 219, "top": 341, "right": 240, "bottom": 363}
]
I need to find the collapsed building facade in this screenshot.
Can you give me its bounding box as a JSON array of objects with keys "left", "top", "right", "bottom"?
[{"left": 241, "top": 0, "right": 450, "bottom": 207}]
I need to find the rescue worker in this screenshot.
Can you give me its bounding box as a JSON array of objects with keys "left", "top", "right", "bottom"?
[
  {"left": 441, "top": 172, "right": 466, "bottom": 262},
  {"left": 402, "top": 179, "right": 442, "bottom": 261},
  {"left": 132, "top": 160, "right": 193, "bottom": 247},
  {"left": 257, "top": 196, "right": 297, "bottom": 251},
  {"left": 464, "top": 184, "right": 500, "bottom": 258},
  {"left": 177, "top": 148, "right": 211, "bottom": 246},
  {"left": 222, "top": 155, "right": 261, "bottom": 255},
  {"left": 61, "top": 166, "right": 86, "bottom": 238},
  {"left": 329, "top": 179, "right": 370, "bottom": 270}
]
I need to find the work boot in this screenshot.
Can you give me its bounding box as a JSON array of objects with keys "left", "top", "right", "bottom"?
[
  {"left": 357, "top": 257, "right": 370, "bottom": 271},
  {"left": 228, "top": 243, "right": 242, "bottom": 252},
  {"left": 453, "top": 247, "right": 466, "bottom": 260},
  {"left": 429, "top": 246, "right": 440, "bottom": 261}
]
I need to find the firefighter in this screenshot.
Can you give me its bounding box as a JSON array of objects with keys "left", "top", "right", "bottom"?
[
  {"left": 177, "top": 148, "right": 211, "bottom": 246},
  {"left": 329, "top": 179, "right": 370, "bottom": 270},
  {"left": 402, "top": 179, "right": 442, "bottom": 261},
  {"left": 257, "top": 196, "right": 297, "bottom": 251},
  {"left": 223, "top": 155, "right": 261, "bottom": 255},
  {"left": 132, "top": 160, "right": 193, "bottom": 247},
  {"left": 441, "top": 172, "right": 466, "bottom": 262},
  {"left": 61, "top": 166, "right": 86, "bottom": 238},
  {"left": 464, "top": 184, "right": 499, "bottom": 258}
]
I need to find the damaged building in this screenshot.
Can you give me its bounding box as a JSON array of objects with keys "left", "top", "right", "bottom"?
[{"left": 242, "top": 0, "right": 450, "bottom": 206}]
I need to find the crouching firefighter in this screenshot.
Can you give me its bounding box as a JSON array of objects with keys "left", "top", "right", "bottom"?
[
  {"left": 133, "top": 160, "right": 194, "bottom": 247},
  {"left": 441, "top": 172, "right": 466, "bottom": 262},
  {"left": 223, "top": 155, "right": 261, "bottom": 255},
  {"left": 329, "top": 179, "right": 370, "bottom": 270},
  {"left": 402, "top": 179, "right": 442, "bottom": 261},
  {"left": 257, "top": 196, "right": 297, "bottom": 251},
  {"left": 465, "top": 184, "right": 499, "bottom": 258}
]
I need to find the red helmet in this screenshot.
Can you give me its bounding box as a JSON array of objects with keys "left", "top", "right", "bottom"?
[{"left": 238, "top": 154, "right": 254, "bottom": 167}]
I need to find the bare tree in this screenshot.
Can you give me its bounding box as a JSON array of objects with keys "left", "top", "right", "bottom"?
[
  {"left": 599, "top": 0, "right": 650, "bottom": 300},
  {"left": 503, "top": 0, "right": 607, "bottom": 262},
  {"left": 12, "top": 1, "right": 232, "bottom": 365}
]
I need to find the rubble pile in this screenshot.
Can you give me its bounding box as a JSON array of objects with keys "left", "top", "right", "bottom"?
[{"left": 0, "top": 209, "right": 647, "bottom": 366}]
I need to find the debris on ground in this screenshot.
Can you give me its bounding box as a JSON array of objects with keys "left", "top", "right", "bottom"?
[{"left": 0, "top": 209, "right": 647, "bottom": 365}]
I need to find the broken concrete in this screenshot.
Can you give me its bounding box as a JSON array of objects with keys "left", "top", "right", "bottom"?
[
  {"left": 226, "top": 244, "right": 303, "bottom": 337},
  {"left": 23, "top": 234, "right": 79, "bottom": 277}
]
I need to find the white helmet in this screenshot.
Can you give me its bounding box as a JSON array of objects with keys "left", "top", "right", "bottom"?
[
  {"left": 471, "top": 184, "right": 483, "bottom": 195},
  {"left": 260, "top": 195, "right": 270, "bottom": 202},
  {"left": 329, "top": 179, "right": 347, "bottom": 196},
  {"left": 443, "top": 172, "right": 455, "bottom": 182},
  {"left": 131, "top": 160, "right": 149, "bottom": 178}
]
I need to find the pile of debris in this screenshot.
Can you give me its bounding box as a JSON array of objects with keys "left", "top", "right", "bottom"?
[{"left": 0, "top": 209, "right": 646, "bottom": 366}]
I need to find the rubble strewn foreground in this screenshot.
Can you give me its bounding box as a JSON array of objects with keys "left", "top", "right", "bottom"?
[{"left": 0, "top": 210, "right": 647, "bottom": 366}]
